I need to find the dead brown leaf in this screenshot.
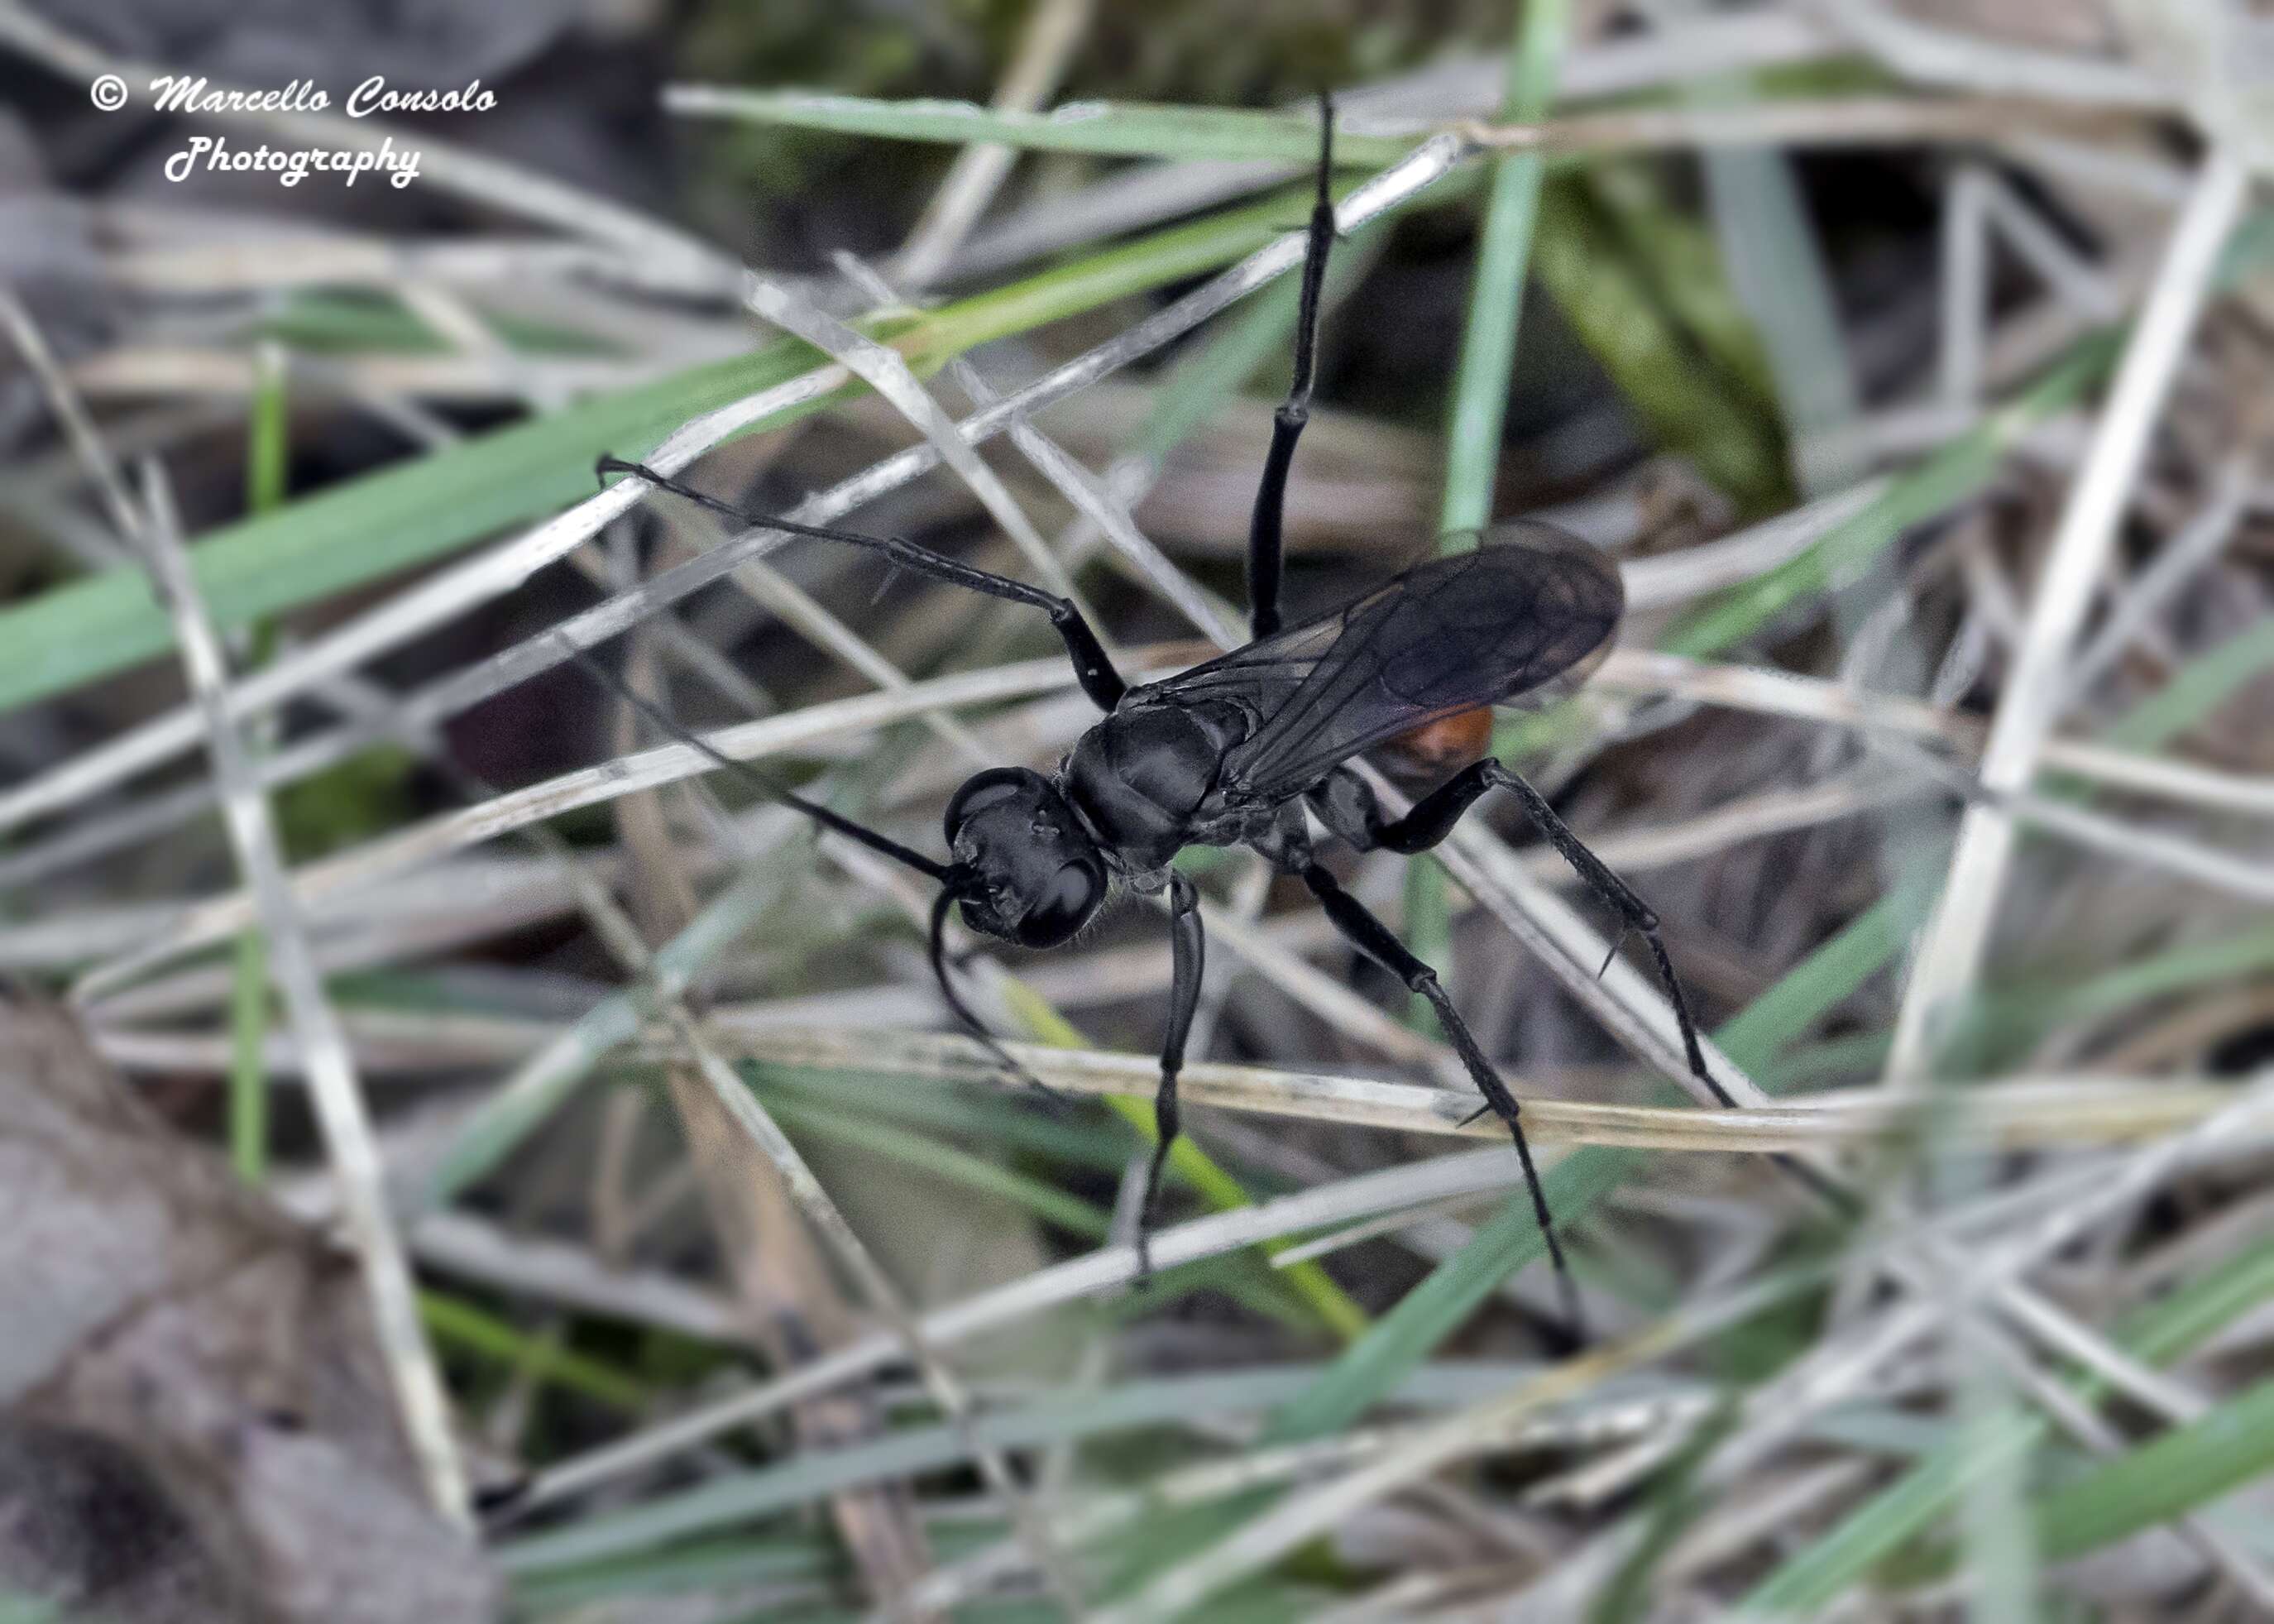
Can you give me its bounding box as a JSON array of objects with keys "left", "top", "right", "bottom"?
[{"left": 0, "top": 995, "right": 498, "bottom": 1624}]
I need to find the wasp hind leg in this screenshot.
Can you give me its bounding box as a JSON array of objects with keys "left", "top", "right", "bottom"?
[
  {"left": 1314, "top": 763, "right": 1859, "bottom": 1217},
  {"left": 1314, "top": 760, "right": 1731, "bottom": 1108},
  {"left": 1295, "top": 855, "right": 1585, "bottom": 1348}
]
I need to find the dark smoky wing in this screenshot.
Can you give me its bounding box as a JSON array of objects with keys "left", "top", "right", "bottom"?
[
  {"left": 1142, "top": 611, "right": 1349, "bottom": 718},
  {"left": 1211, "top": 534, "right": 1622, "bottom": 802}
]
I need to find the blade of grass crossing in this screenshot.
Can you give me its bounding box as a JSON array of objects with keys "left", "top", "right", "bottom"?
[
  {"left": 1659, "top": 202, "right": 2274, "bottom": 661},
  {"left": 2097, "top": 616, "right": 2274, "bottom": 758},
  {"left": 0, "top": 172, "right": 1439, "bottom": 720},
  {"left": 763, "top": 1086, "right": 1116, "bottom": 1243},
  {"left": 1135, "top": 212, "right": 1391, "bottom": 470},
  {"left": 1661, "top": 333, "right": 2118, "bottom": 658},
  {"left": 663, "top": 89, "right": 1419, "bottom": 168},
  {"left": 229, "top": 346, "right": 289, "bottom": 1185},
  {"left": 994, "top": 980, "right": 1370, "bottom": 1341},
  {"left": 1266, "top": 1148, "right": 1633, "bottom": 1446},
  {"left": 1744, "top": 1229, "right": 2274, "bottom": 1611},
  {"left": 1270, "top": 884, "right": 1916, "bottom": 1450},
  {"left": 1768, "top": 917, "right": 2274, "bottom": 1088},
  {"left": 1409, "top": 0, "right": 1570, "bottom": 1031},
  {"left": 419, "top": 1290, "right": 649, "bottom": 1414},
  {"left": 1092, "top": 883, "right": 1922, "bottom": 1598},
  {"left": 2030, "top": 1377, "right": 2274, "bottom": 1565}
]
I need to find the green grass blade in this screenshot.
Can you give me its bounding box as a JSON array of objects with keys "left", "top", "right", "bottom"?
[
  {"left": 1264, "top": 1148, "right": 1633, "bottom": 1447},
  {"left": 2097, "top": 616, "right": 2274, "bottom": 755},
  {"left": 512, "top": 1541, "right": 833, "bottom": 1612},
  {"left": 0, "top": 178, "right": 1429, "bottom": 721},
  {"left": 1406, "top": 0, "right": 1569, "bottom": 1032},
  {"left": 756, "top": 1062, "right": 1170, "bottom": 1178},
  {"left": 1261, "top": 869, "right": 1921, "bottom": 1449},
  {"left": 996, "top": 980, "right": 1370, "bottom": 1342},
  {"left": 2032, "top": 1376, "right": 2274, "bottom": 1564},
  {"left": 1745, "top": 1232, "right": 2274, "bottom": 1611},
  {"left": 420, "top": 1290, "right": 649, "bottom": 1413},
  {"left": 666, "top": 88, "right": 1417, "bottom": 167},
  {"left": 503, "top": 1364, "right": 1529, "bottom": 1574},
  {"left": 0, "top": 343, "right": 841, "bottom": 716},
  {"left": 420, "top": 850, "right": 803, "bottom": 1207},
  {"left": 1661, "top": 202, "right": 2274, "bottom": 659},
  {"left": 1771, "top": 918, "right": 2274, "bottom": 1090},
  {"left": 1586, "top": 161, "right": 1780, "bottom": 407},
  {"left": 1534, "top": 172, "right": 1793, "bottom": 515},
  {"left": 1439, "top": 0, "right": 1568, "bottom": 537},
  {"left": 1663, "top": 335, "right": 2117, "bottom": 657},
  {"left": 764, "top": 1090, "right": 1114, "bottom": 1242},
  {"left": 227, "top": 347, "right": 290, "bottom": 1186}
]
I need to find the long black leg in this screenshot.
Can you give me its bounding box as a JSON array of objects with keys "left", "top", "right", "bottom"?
[
  {"left": 1136, "top": 869, "right": 1206, "bottom": 1282},
  {"left": 1297, "top": 860, "right": 1584, "bottom": 1344},
  {"left": 1314, "top": 760, "right": 1731, "bottom": 1106},
  {"left": 1246, "top": 93, "right": 1336, "bottom": 640},
  {"left": 599, "top": 457, "right": 1127, "bottom": 711},
  {"left": 1312, "top": 762, "right": 1859, "bottom": 1217}
]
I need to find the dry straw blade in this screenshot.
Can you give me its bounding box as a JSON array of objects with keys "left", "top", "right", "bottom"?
[{"left": 719, "top": 1025, "right": 2248, "bottom": 1156}]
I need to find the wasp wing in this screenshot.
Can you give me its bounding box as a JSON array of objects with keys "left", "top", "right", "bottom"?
[{"left": 1153, "top": 525, "right": 1622, "bottom": 804}]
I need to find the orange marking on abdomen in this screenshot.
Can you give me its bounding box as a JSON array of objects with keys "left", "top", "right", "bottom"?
[{"left": 1386, "top": 707, "right": 1494, "bottom": 775}]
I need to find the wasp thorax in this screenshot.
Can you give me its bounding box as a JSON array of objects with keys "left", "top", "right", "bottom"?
[{"left": 943, "top": 767, "right": 1106, "bottom": 949}]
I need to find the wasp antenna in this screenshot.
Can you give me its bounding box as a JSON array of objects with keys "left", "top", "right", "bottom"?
[
  {"left": 928, "top": 889, "right": 1075, "bottom": 1112},
  {"left": 558, "top": 634, "right": 953, "bottom": 883}
]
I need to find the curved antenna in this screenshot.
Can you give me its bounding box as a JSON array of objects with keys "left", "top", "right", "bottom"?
[
  {"left": 564, "top": 636, "right": 1068, "bottom": 1106},
  {"left": 929, "top": 889, "right": 1070, "bottom": 1109}
]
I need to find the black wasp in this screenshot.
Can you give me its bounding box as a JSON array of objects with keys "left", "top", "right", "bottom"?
[{"left": 593, "top": 99, "right": 1739, "bottom": 1344}]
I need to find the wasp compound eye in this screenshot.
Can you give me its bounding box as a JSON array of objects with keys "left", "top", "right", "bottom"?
[{"left": 1013, "top": 860, "right": 1103, "bottom": 948}]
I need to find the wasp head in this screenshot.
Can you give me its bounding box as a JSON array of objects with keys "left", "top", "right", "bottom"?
[{"left": 942, "top": 767, "right": 1106, "bottom": 949}]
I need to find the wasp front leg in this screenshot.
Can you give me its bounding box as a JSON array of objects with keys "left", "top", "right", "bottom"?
[
  {"left": 1245, "top": 93, "right": 1337, "bottom": 640},
  {"left": 1135, "top": 869, "right": 1205, "bottom": 1283}
]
